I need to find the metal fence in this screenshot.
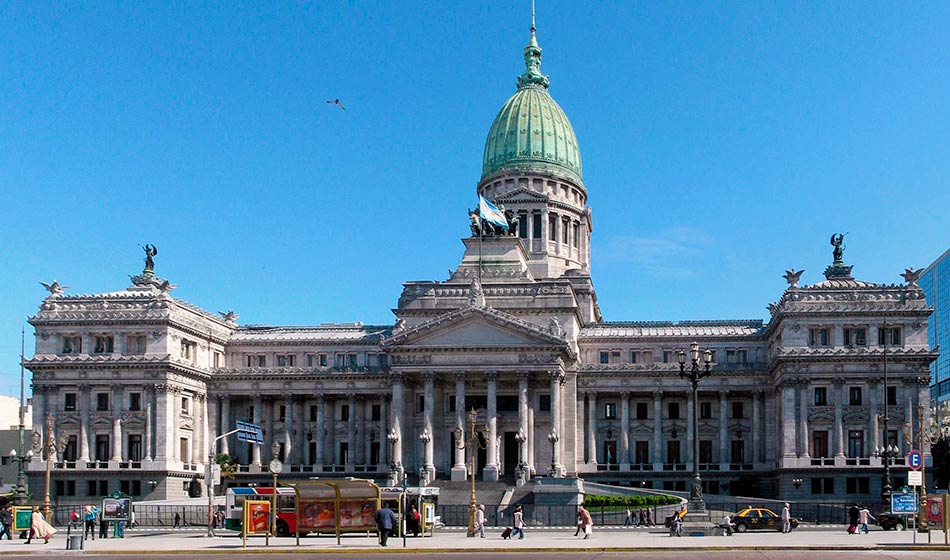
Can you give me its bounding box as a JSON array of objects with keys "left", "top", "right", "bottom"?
[{"left": 47, "top": 504, "right": 210, "bottom": 528}]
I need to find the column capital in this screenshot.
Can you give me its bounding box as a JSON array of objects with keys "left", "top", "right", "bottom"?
[
  {"left": 719, "top": 389, "right": 729, "bottom": 398},
  {"left": 620, "top": 390, "right": 630, "bottom": 399},
  {"left": 454, "top": 370, "right": 467, "bottom": 382},
  {"left": 346, "top": 392, "right": 357, "bottom": 402},
  {"left": 485, "top": 371, "right": 499, "bottom": 382},
  {"left": 517, "top": 371, "right": 530, "bottom": 382},
  {"left": 653, "top": 388, "right": 663, "bottom": 399},
  {"left": 421, "top": 370, "right": 435, "bottom": 382}
]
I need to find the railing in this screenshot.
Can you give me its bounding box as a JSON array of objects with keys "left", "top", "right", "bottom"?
[{"left": 435, "top": 503, "right": 684, "bottom": 528}]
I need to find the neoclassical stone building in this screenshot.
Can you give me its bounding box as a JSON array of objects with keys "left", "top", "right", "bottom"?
[{"left": 25, "top": 21, "right": 935, "bottom": 503}]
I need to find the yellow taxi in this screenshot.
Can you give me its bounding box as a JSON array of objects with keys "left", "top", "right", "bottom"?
[{"left": 732, "top": 507, "right": 799, "bottom": 533}]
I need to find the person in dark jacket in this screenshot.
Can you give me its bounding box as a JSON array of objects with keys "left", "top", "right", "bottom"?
[
  {"left": 374, "top": 505, "right": 397, "bottom": 547},
  {"left": 847, "top": 504, "right": 860, "bottom": 534}
]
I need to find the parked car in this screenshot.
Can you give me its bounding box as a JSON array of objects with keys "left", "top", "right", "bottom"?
[
  {"left": 732, "top": 507, "right": 799, "bottom": 533},
  {"left": 875, "top": 511, "right": 907, "bottom": 531}
]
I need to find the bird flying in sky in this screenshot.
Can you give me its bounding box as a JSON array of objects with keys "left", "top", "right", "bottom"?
[{"left": 326, "top": 99, "right": 345, "bottom": 110}]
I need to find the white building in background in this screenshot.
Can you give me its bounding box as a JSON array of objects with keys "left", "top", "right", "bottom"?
[{"left": 24, "top": 20, "right": 935, "bottom": 504}]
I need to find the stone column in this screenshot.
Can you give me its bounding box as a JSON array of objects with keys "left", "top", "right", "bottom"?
[
  {"left": 919, "top": 382, "right": 932, "bottom": 456},
  {"left": 686, "top": 392, "right": 694, "bottom": 469},
  {"left": 314, "top": 396, "right": 325, "bottom": 467},
  {"left": 518, "top": 373, "right": 530, "bottom": 472},
  {"left": 200, "top": 394, "right": 209, "bottom": 467},
  {"left": 391, "top": 375, "right": 404, "bottom": 476},
  {"left": 284, "top": 395, "right": 294, "bottom": 465},
  {"left": 251, "top": 396, "right": 262, "bottom": 465},
  {"left": 379, "top": 396, "right": 388, "bottom": 468},
  {"left": 220, "top": 395, "right": 230, "bottom": 456},
  {"left": 79, "top": 385, "right": 91, "bottom": 461},
  {"left": 798, "top": 381, "right": 810, "bottom": 458},
  {"left": 586, "top": 391, "right": 597, "bottom": 465},
  {"left": 869, "top": 379, "right": 880, "bottom": 456},
  {"left": 484, "top": 372, "right": 498, "bottom": 481},
  {"left": 111, "top": 384, "right": 124, "bottom": 461},
  {"left": 172, "top": 389, "right": 182, "bottom": 461},
  {"left": 752, "top": 391, "right": 762, "bottom": 464},
  {"left": 781, "top": 382, "right": 796, "bottom": 459},
  {"left": 422, "top": 372, "right": 436, "bottom": 479},
  {"left": 834, "top": 379, "right": 845, "bottom": 457},
  {"left": 324, "top": 396, "right": 335, "bottom": 466},
  {"left": 354, "top": 396, "right": 365, "bottom": 465},
  {"left": 451, "top": 372, "right": 467, "bottom": 481},
  {"left": 905, "top": 383, "right": 916, "bottom": 453},
  {"left": 653, "top": 390, "right": 663, "bottom": 469},
  {"left": 346, "top": 393, "right": 356, "bottom": 470},
  {"left": 620, "top": 391, "right": 630, "bottom": 467},
  {"left": 718, "top": 390, "right": 729, "bottom": 468},
  {"left": 363, "top": 399, "right": 372, "bottom": 467},
  {"left": 145, "top": 397, "right": 154, "bottom": 462},
  {"left": 550, "top": 371, "right": 563, "bottom": 474}
]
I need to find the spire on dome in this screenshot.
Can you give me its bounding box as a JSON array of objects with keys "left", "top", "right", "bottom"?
[{"left": 518, "top": 0, "right": 549, "bottom": 89}]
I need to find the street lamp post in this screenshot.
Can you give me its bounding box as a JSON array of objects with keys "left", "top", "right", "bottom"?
[
  {"left": 387, "top": 429, "right": 400, "bottom": 487},
  {"left": 910, "top": 404, "right": 946, "bottom": 532},
  {"left": 10, "top": 448, "right": 33, "bottom": 506},
  {"left": 514, "top": 428, "right": 527, "bottom": 486},
  {"left": 547, "top": 430, "right": 559, "bottom": 477},
  {"left": 455, "top": 409, "right": 485, "bottom": 538},
  {"left": 14, "top": 327, "right": 29, "bottom": 506},
  {"left": 419, "top": 429, "right": 431, "bottom": 487},
  {"left": 269, "top": 441, "right": 283, "bottom": 540},
  {"left": 880, "top": 317, "right": 893, "bottom": 506},
  {"left": 677, "top": 341, "right": 713, "bottom": 513},
  {"left": 34, "top": 412, "right": 66, "bottom": 521}
]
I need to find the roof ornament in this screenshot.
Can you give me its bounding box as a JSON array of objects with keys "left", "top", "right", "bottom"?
[
  {"left": 783, "top": 269, "right": 804, "bottom": 288},
  {"left": 219, "top": 310, "right": 239, "bottom": 323},
  {"left": 901, "top": 267, "right": 923, "bottom": 287},
  {"left": 39, "top": 280, "right": 69, "bottom": 297},
  {"left": 517, "top": 0, "right": 550, "bottom": 90},
  {"left": 143, "top": 244, "right": 158, "bottom": 275},
  {"left": 468, "top": 276, "right": 485, "bottom": 307}
]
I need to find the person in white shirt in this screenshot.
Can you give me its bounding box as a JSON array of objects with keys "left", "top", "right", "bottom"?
[{"left": 476, "top": 504, "right": 485, "bottom": 538}]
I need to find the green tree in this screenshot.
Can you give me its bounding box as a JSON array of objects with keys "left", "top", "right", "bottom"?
[{"left": 214, "top": 453, "right": 237, "bottom": 479}]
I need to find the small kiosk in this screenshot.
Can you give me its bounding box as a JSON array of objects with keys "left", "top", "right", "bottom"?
[
  {"left": 289, "top": 479, "right": 381, "bottom": 545},
  {"left": 241, "top": 500, "right": 272, "bottom": 547}
]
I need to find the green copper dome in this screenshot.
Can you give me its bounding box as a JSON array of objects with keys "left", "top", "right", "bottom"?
[{"left": 481, "top": 21, "right": 582, "bottom": 183}]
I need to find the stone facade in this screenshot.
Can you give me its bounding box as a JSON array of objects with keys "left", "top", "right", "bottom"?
[{"left": 23, "top": 21, "right": 937, "bottom": 505}]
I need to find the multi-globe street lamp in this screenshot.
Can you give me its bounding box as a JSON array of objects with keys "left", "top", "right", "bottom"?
[
  {"left": 677, "top": 342, "right": 713, "bottom": 512},
  {"left": 455, "top": 409, "right": 486, "bottom": 538}
]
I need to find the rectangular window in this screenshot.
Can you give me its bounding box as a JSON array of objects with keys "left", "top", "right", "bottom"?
[
  {"left": 809, "top": 328, "right": 830, "bottom": 347},
  {"left": 849, "top": 387, "right": 862, "bottom": 406},
  {"left": 338, "top": 442, "right": 348, "bottom": 465},
  {"left": 279, "top": 405, "right": 286, "bottom": 422},
  {"left": 96, "top": 392, "right": 109, "bottom": 411},
  {"left": 319, "top": 353, "right": 328, "bottom": 367},
  {"left": 538, "top": 394, "right": 551, "bottom": 412},
  {"left": 64, "top": 435, "right": 77, "bottom": 462},
  {"left": 64, "top": 393, "right": 77, "bottom": 411},
  {"left": 662, "top": 351, "right": 674, "bottom": 363},
  {"left": 340, "top": 404, "right": 349, "bottom": 422},
  {"left": 371, "top": 404, "right": 381, "bottom": 422},
  {"left": 666, "top": 440, "right": 681, "bottom": 464},
  {"left": 732, "top": 401, "right": 745, "bottom": 419},
  {"left": 846, "top": 477, "right": 870, "bottom": 495},
  {"left": 548, "top": 213, "right": 557, "bottom": 241},
  {"left": 700, "top": 402, "right": 712, "bottom": 419},
  {"left": 180, "top": 340, "right": 197, "bottom": 362},
  {"left": 699, "top": 440, "right": 713, "bottom": 464},
  {"left": 813, "top": 430, "right": 829, "bottom": 457},
  {"left": 246, "top": 355, "right": 253, "bottom": 367},
  {"left": 95, "top": 434, "right": 110, "bottom": 462},
  {"left": 599, "top": 351, "right": 609, "bottom": 364},
  {"left": 87, "top": 481, "right": 97, "bottom": 497},
  {"left": 306, "top": 354, "right": 315, "bottom": 367},
  {"left": 604, "top": 403, "right": 617, "bottom": 419},
  {"left": 94, "top": 335, "right": 114, "bottom": 354},
  {"left": 347, "top": 353, "right": 358, "bottom": 367},
  {"left": 886, "top": 386, "right": 897, "bottom": 406},
  {"left": 635, "top": 440, "right": 650, "bottom": 464},
  {"left": 561, "top": 217, "right": 569, "bottom": 243},
  {"left": 126, "top": 335, "right": 146, "bottom": 355},
  {"left": 257, "top": 355, "right": 266, "bottom": 367},
  {"left": 844, "top": 327, "right": 867, "bottom": 346},
  {"left": 668, "top": 402, "right": 680, "bottom": 420},
  {"left": 629, "top": 351, "right": 638, "bottom": 364},
  {"left": 213, "top": 352, "right": 222, "bottom": 367},
  {"left": 181, "top": 397, "right": 190, "bottom": 415},
  {"left": 814, "top": 387, "right": 828, "bottom": 406},
  {"left": 276, "top": 355, "right": 295, "bottom": 367},
  {"left": 848, "top": 430, "right": 864, "bottom": 458},
  {"left": 731, "top": 439, "right": 745, "bottom": 464},
  {"left": 62, "top": 335, "right": 82, "bottom": 354},
  {"left": 810, "top": 477, "right": 835, "bottom": 495},
  {"left": 635, "top": 402, "right": 648, "bottom": 420},
  {"left": 447, "top": 395, "right": 456, "bottom": 413},
  {"left": 573, "top": 223, "right": 580, "bottom": 247},
  {"left": 128, "top": 434, "right": 142, "bottom": 462},
  {"left": 518, "top": 212, "right": 528, "bottom": 239},
  {"left": 309, "top": 405, "right": 318, "bottom": 421},
  {"left": 532, "top": 213, "right": 542, "bottom": 239},
  {"left": 878, "top": 326, "right": 902, "bottom": 346},
  {"left": 128, "top": 392, "right": 141, "bottom": 411}
]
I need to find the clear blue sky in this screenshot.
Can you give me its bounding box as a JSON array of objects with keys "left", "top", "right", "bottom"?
[{"left": 2, "top": 2, "right": 948, "bottom": 398}]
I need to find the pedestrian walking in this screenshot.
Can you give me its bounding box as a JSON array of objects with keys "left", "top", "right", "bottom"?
[
  {"left": 645, "top": 508, "right": 653, "bottom": 526},
  {"left": 848, "top": 504, "right": 861, "bottom": 535},
  {"left": 624, "top": 507, "right": 633, "bottom": 526},
  {"left": 573, "top": 509, "right": 584, "bottom": 536},
  {"left": 512, "top": 505, "right": 525, "bottom": 539},
  {"left": 475, "top": 504, "right": 486, "bottom": 538},
  {"left": 0, "top": 504, "right": 14, "bottom": 540},
  {"left": 781, "top": 502, "right": 791, "bottom": 534},
  {"left": 25, "top": 507, "right": 57, "bottom": 544},
  {"left": 638, "top": 509, "right": 646, "bottom": 526},
  {"left": 374, "top": 503, "right": 397, "bottom": 547},
  {"left": 579, "top": 505, "right": 593, "bottom": 539},
  {"left": 173, "top": 512, "right": 181, "bottom": 529},
  {"left": 84, "top": 505, "right": 98, "bottom": 540},
  {"left": 858, "top": 505, "right": 875, "bottom": 534},
  {"left": 114, "top": 519, "right": 124, "bottom": 538},
  {"left": 99, "top": 513, "right": 109, "bottom": 539}
]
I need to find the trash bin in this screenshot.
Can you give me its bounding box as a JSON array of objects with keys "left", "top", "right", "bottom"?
[{"left": 66, "top": 535, "right": 83, "bottom": 550}]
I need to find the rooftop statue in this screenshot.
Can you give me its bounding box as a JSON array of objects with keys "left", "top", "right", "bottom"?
[
  {"left": 143, "top": 244, "right": 158, "bottom": 274},
  {"left": 830, "top": 233, "right": 846, "bottom": 265}
]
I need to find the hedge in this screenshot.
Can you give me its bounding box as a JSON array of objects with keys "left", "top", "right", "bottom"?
[{"left": 583, "top": 494, "right": 680, "bottom": 508}]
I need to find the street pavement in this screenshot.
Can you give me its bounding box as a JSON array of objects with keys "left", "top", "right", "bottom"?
[{"left": 1, "top": 525, "right": 949, "bottom": 556}]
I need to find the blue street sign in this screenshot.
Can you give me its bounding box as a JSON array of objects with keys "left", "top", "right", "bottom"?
[
  {"left": 891, "top": 492, "right": 918, "bottom": 514},
  {"left": 907, "top": 449, "right": 923, "bottom": 471},
  {"left": 236, "top": 421, "right": 264, "bottom": 444}
]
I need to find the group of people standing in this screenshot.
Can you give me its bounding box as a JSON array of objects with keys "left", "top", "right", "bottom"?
[
  {"left": 0, "top": 504, "right": 58, "bottom": 544},
  {"left": 623, "top": 507, "right": 654, "bottom": 527},
  {"left": 847, "top": 504, "right": 875, "bottom": 534}
]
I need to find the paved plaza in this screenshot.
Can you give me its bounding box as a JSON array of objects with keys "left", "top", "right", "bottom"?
[{"left": 1, "top": 525, "right": 948, "bottom": 555}]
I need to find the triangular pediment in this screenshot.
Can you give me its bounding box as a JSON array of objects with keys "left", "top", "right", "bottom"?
[
  {"left": 494, "top": 188, "right": 549, "bottom": 204},
  {"left": 383, "top": 305, "right": 570, "bottom": 353}
]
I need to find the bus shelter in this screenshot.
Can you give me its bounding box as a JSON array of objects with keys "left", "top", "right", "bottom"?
[
  {"left": 289, "top": 479, "right": 381, "bottom": 545},
  {"left": 380, "top": 486, "right": 440, "bottom": 537}
]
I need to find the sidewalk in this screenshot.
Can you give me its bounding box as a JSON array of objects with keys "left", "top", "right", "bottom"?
[{"left": 1, "top": 526, "right": 948, "bottom": 554}]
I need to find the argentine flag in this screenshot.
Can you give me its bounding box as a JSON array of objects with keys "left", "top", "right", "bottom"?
[{"left": 478, "top": 195, "right": 509, "bottom": 231}]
